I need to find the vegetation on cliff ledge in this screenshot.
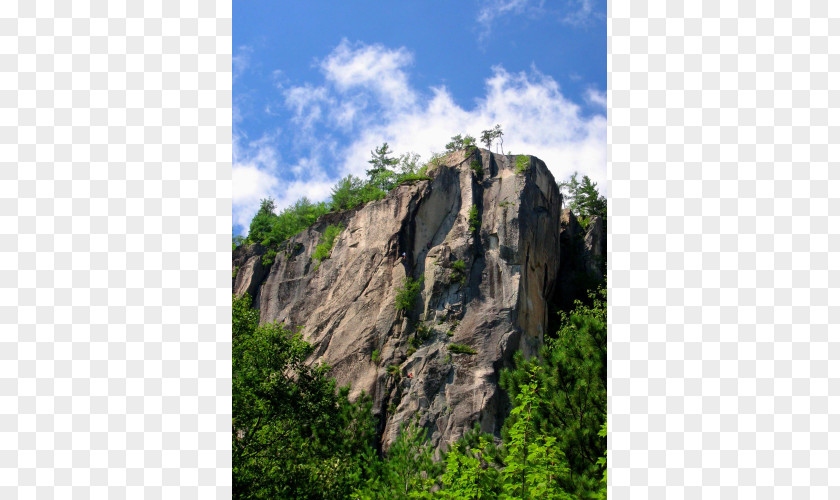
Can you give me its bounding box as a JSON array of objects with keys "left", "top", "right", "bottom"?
[{"left": 312, "top": 223, "right": 344, "bottom": 269}]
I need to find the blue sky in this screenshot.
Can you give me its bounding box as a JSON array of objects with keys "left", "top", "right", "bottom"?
[{"left": 233, "top": 0, "right": 607, "bottom": 235}]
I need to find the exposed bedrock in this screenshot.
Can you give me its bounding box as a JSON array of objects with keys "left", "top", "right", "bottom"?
[{"left": 232, "top": 148, "right": 605, "bottom": 451}]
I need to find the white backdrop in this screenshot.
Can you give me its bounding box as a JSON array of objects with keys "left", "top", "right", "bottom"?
[{"left": 2, "top": 0, "right": 838, "bottom": 498}]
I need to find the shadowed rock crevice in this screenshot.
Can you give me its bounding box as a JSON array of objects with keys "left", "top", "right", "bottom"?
[{"left": 232, "top": 148, "right": 606, "bottom": 451}]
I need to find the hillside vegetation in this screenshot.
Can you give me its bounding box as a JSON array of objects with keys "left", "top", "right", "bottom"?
[{"left": 233, "top": 285, "right": 606, "bottom": 499}]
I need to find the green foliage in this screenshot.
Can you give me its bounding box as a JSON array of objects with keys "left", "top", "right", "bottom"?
[
  {"left": 479, "top": 129, "right": 493, "bottom": 149},
  {"left": 407, "top": 346, "right": 417, "bottom": 357},
  {"left": 558, "top": 172, "right": 607, "bottom": 219},
  {"left": 233, "top": 235, "right": 246, "bottom": 251},
  {"left": 261, "top": 249, "right": 276, "bottom": 268},
  {"left": 450, "top": 259, "right": 467, "bottom": 285},
  {"left": 329, "top": 154, "right": 431, "bottom": 214},
  {"left": 398, "top": 152, "right": 422, "bottom": 175},
  {"left": 371, "top": 349, "right": 380, "bottom": 365},
  {"left": 470, "top": 160, "right": 483, "bottom": 177},
  {"left": 468, "top": 205, "right": 480, "bottom": 233},
  {"left": 444, "top": 353, "right": 452, "bottom": 363},
  {"left": 448, "top": 344, "right": 477, "bottom": 355},
  {"left": 428, "top": 151, "right": 447, "bottom": 168},
  {"left": 579, "top": 215, "right": 591, "bottom": 231},
  {"left": 596, "top": 419, "right": 607, "bottom": 500},
  {"left": 367, "top": 142, "right": 400, "bottom": 191},
  {"left": 312, "top": 224, "right": 344, "bottom": 267},
  {"left": 502, "top": 366, "right": 572, "bottom": 500},
  {"left": 387, "top": 364, "right": 401, "bottom": 377},
  {"left": 395, "top": 276, "right": 423, "bottom": 312},
  {"left": 438, "top": 437, "right": 499, "bottom": 499},
  {"left": 397, "top": 173, "right": 433, "bottom": 185},
  {"left": 498, "top": 201, "right": 513, "bottom": 208},
  {"left": 232, "top": 294, "right": 375, "bottom": 499},
  {"left": 480, "top": 124, "right": 503, "bottom": 152},
  {"left": 444, "top": 134, "right": 477, "bottom": 153},
  {"left": 408, "top": 323, "right": 433, "bottom": 351},
  {"left": 233, "top": 266, "right": 239, "bottom": 279},
  {"left": 515, "top": 155, "right": 530, "bottom": 174},
  {"left": 353, "top": 420, "right": 441, "bottom": 499},
  {"left": 446, "top": 330, "right": 454, "bottom": 337},
  {"left": 330, "top": 175, "right": 386, "bottom": 212},
  {"left": 415, "top": 323, "right": 433, "bottom": 341},
  {"left": 249, "top": 196, "right": 331, "bottom": 253},
  {"left": 500, "top": 286, "right": 607, "bottom": 497}
]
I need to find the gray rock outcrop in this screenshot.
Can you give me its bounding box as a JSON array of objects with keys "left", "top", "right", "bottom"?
[{"left": 233, "top": 149, "right": 605, "bottom": 452}]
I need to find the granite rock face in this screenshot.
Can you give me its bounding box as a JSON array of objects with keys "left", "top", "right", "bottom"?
[{"left": 233, "top": 149, "right": 605, "bottom": 451}]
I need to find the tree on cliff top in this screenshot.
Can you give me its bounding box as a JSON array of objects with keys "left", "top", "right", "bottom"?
[
  {"left": 480, "top": 125, "right": 504, "bottom": 153},
  {"left": 445, "top": 134, "right": 477, "bottom": 153},
  {"left": 367, "top": 142, "right": 400, "bottom": 191},
  {"left": 558, "top": 172, "right": 607, "bottom": 220}
]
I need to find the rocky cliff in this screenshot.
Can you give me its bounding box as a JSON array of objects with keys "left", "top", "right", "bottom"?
[{"left": 233, "top": 148, "right": 605, "bottom": 451}]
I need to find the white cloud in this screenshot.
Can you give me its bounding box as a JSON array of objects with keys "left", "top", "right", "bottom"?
[
  {"left": 561, "top": 0, "right": 596, "bottom": 26},
  {"left": 235, "top": 41, "right": 606, "bottom": 233},
  {"left": 233, "top": 163, "right": 279, "bottom": 231},
  {"left": 233, "top": 45, "right": 252, "bottom": 83},
  {"left": 334, "top": 65, "right": 607, "bottom": 195},
  {"left": 284, "top": 83, "right": 331, "bottom": 130},
  {"left": 475, "top": 0, "right": 601, "bottom": 35},
  {"left": 320, "top": 39, "right": 416, "bottom": 111},
  {"left": 586, "top": 88, "right": 607, "bottom": 109},
  {"left": 232, "top": 131, "right": 283, "bottom": 232},
  {"left": 477, "top": 0, "right": 530, "bottom": 29}
]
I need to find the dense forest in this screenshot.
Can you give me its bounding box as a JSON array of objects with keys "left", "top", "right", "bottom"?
[{"left": 233, "top": 135, "right": 608, "bottom": 499}]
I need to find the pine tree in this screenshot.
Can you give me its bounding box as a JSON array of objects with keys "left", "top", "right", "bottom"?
[
  {"left": 558, "top": 172, "right": 606, "bottom": 220},
  {"left": 500, "top": 287, "right": 607, "bottom": 498},
  {"left": 353, "top": 420, "right": 440, "bottom": 499},
  {"left": 501, "top": 366, "right": 572, "bottom": 500},
  {"left": 367, "top": 142, "right": 400, "bottom": 191}
]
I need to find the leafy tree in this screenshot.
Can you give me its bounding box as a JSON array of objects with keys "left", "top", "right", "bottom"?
[
  {"left": 247, "top": 197, "right": 331, "bottom": 252},
  {"left": 480, "top": 129, "right": 494, "bottom": 149},
  {"left": 232, "top": 293, "right": 374, "bottom": 499},
  {"left": 493, "top": 124, "right": 504, "bottom": 154},
  {"left": 258, "top": 197, "right": 276, "bottom": 215},
  {"left": 501, "top": 366, "right": 572, "bottom": 500},
  {"left": 427, "top": 151, "right": 447, "bottom": 167},
  {"left": 438, "top": 436, "right": 499, "bottom": 499},
  {"left": 500, "top": 286, "right": 607, "bottom": 498},
  {"left": 354, "top": 420, "right": 441, "bottom": 499},
  {"left": 558, "top": 172, "right": 607, "bottom": 220},
  {"left": 480, "top": 125, "right": 504, "bottom": 153},
  {"left": 398, "top": 152, "right": 422, "bottom": 175},
  {"left": 444, "top": 134, "right": 476, "bottom": 153},
  {"left": 395, "top": 276, "right": 423, "bottom": 312},
  {"left": 368, "top": 143, "right": 400, "bottom": 191},
  {"left": 330, "top": 175, "right": 366, "bottom": 211}
]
